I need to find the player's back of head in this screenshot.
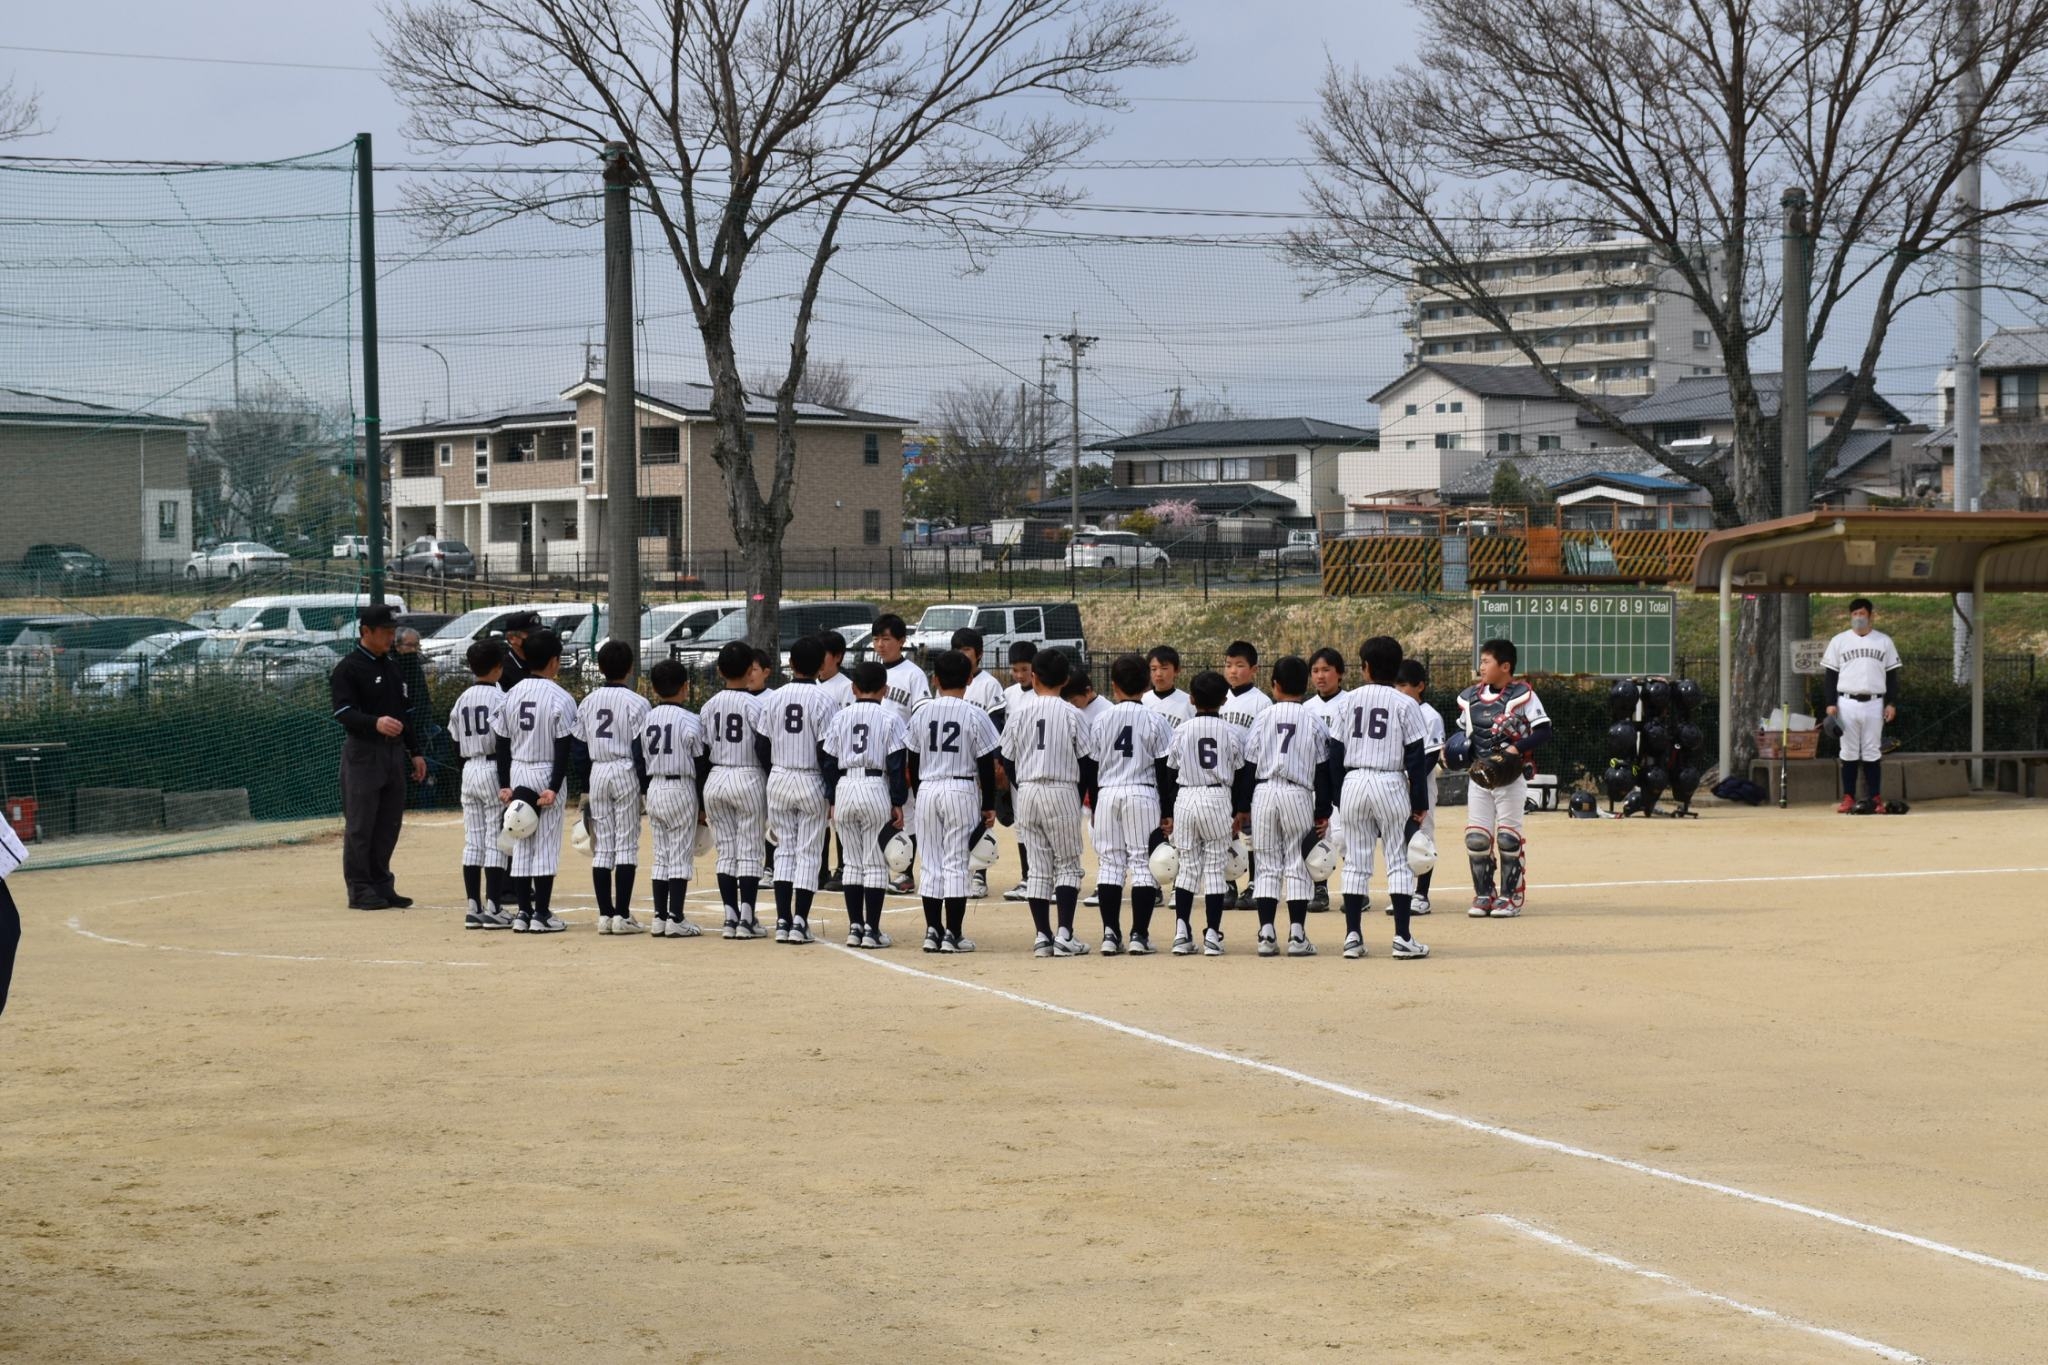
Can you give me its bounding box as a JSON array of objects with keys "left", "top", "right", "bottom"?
[
  {"left": 1270, "top": 655, "right": 1308, "bottom": 697},
  {"left": 716, "top": 641, "right": 754, "bottom": 681},
  {"left": 1060, "top": 671, "right": 1093, "bottom": 700},
  {"left": 788, "top": 635, "right": 825, "bottom": 678},
  {"left": 1109, "top": 652, "right": 1148, "bottom": 699},
  {"left": 596, "top": 639, "right": 634, "bottom": 681},
  {"left": 522, "top": 628, "right": 563, "bottom": 671},
  {"left": 1188, "top": 669, "right": 1228, "bottom": 712},
  {"left": 466, "top": 638, "right": 507, "bottom": 677},
  {"left": 1395, "top": 658, "right": 1429, "bottom": 688},
  {"left": 1358, "top": 635, "right": 1402, "bottom": 684},
  {"left": 1030, "top": 647, "right": 1071, "bottom": 689},
  {"left": 849, "top": 660, "right": 887, "bottom": 695},
  {"left": 817, "top": 630, "right": 846, "bottom": 660},
  {"left": 649, "top": 658, "right": 690, "bottom": 699},
  {"left": 931, "top": 649, "right": 971, "bottom": 690}
]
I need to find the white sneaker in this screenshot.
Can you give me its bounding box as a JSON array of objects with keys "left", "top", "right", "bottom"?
[
  {"left": 1342, "top": 931, "right": 1366, "bottom": 959},
  {"left": 465, "top": 902, "right": 512, "bottom": 930},
  {"left": 1033, "top": 932, "right": 1055, "bottom": 958},
  {"left": 1171, "top": 924, "right": 1196, "bottom": 956},
  {"left": 1002, "top": 883, "right": 1029, "bottom": 902},
  {"left": 944, "top": 932, "right": 976, "bottom": 953},
  {"left": 1412, "top": 896, "right": 1432, "bottom": 916},
  {"left": 785, "top": 919, "right": 813, "bottom": 944},
  {"left": 1391, "top": 935, "right": 1430, "bottom": 959},
  {"left": 1257, "top": 928, "right": 1278, "bottom": 957},
  {"left": 1491, "top": 894, "right": 1522, "bottom": 918},
  {"left": 510, "top": 914, "right": 531, "bottom": 933},
  {"left": 1469, "top": 896, "right": 1494, "bottom": 918},
  {"left": 733, "top": 919, "right": 769, "bottom": 940},
  {"left": 1125, "top": 934, "right": 1155, "bottom": 956},
  {"left": 868, "top": 928, "right": 892, "bottom": 949},
  {"left": 971, "top": 873, "right": 989, "bottom": 900},
  {"left": 1099, "top": 930, "right": 1122, "bottom": 957},
  {"left": 773, "top": 921, "right": 791, "bottom": 943},
  {"left": 1083, "top": 890, "right": 1100, "bottom": 907},
  {"left": 1287, "top": 931, "right": 1316, "bottom": 957},
  {"left": 922, "top": 927, "right": 944, "bottom": 953},
  {"left": 847, "top": 925, "right": 867, "bottom": 948},
  {"left": 530, "top": 914, "right": 567, "bottom": 934},
  {"left": 611, "top": 916, "right": 647, "bottom": 935},
  {"left": 721, "top": 915, "right": 740, "bottom": 939},
  {"left": 1052, "top": 931, "right": 1089, "bottom": 957},
  {"left": 669, "top": 919, "right": 701, "bottom": 938},
  {"left": 597, "top": 915, "right": 617, "bottom": 935},
  {"left": 1203, "top": 928, "right": 1225, "bottom": 956}
]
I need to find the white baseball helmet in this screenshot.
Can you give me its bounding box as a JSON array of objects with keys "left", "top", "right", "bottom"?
[
  {"left": 1224, "top": 836, "right": 1249, "bottom": 882},
  {"left": 499, "top": 800, "right": 539, "bottom": 854},
  {"left": 1303, "top": 838, "right": 1339, "bottom": 880},
  {"left": 968, "top": 830, "right": 999, "bottom": 871},
  {"left": 570, "top": 810, "right": 592, "bottom": 853},
  {"left": 883, "top": 831, "right": 915, "bottom": 875},
  {"left": 1406, "top": 830, "right": 1437, "bottom": 876},
  {"left": 764, "top": 824, "right": 778, "bottom": 846},
  {"left": 695, "top": 824, "right": 715, "bottom": 858},
  {"left": 1148, "top": 839, "right": 1181, "bottom": 887}
]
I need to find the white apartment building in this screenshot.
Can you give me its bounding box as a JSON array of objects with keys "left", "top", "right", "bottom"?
[{"left": 1405, "top": 238, "right": 1725, "bottom": 398}]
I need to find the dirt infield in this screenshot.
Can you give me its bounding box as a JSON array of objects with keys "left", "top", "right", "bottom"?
[{"left": 5, "top": 799, "right": 2048, "bottom": 1363}]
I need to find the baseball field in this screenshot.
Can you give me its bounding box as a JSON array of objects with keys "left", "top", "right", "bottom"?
[{"left": 5, "top": 797, "right": 2047, "bottom": 1363}]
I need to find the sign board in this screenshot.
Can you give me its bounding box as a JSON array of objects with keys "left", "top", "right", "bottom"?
[
  {"left": 1790, "top": 638, "right": 1828, "bottom": 675},
  {"left": 1474, "top": 591, "right": 1676, "bottom": 678},
  {"left": 1887, "top": 545, "right": 1938, "bottom": 581}
]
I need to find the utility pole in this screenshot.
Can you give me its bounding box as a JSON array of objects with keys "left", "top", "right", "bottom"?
[
  {"left": 355, "top": 134, "right": 384, "bottom": 605},
  {"left": 230, "top": 321, "right": 243, "bottom": 407},
  {"left": 1047, "top": 319, "right": 1097, "bottom": 539},
  {"left": 1954, "top": 0, "right": 1984, "bottom": 684},
  {"left": 1780, "top": 186, "right": 1811, "bottom": 710},
  {"left": 602, "top": 142, "right": 640, "bottom": 665},
  {"left": 1037, "top": 349, "right": 1052, "bottom": 502}
]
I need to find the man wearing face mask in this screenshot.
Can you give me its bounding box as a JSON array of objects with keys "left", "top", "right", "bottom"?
[{"left": 1821, "top": 598, "right": 1902, "bottom": 813}]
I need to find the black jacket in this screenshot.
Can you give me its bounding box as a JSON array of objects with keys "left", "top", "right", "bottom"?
[{"left": 330, "top": 645, "right": 420, "bottom": 754}]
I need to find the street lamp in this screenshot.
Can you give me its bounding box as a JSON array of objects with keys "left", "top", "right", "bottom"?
[{"left": 419, "top": 343, "right": 451, "bottom": 419}]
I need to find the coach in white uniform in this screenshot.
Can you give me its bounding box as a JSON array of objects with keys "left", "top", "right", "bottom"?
[
  {"left": 1244, "top": 655, "right": 1332, "bottom": 957},
  {"left": 1003, "top": 647, "right": 1093, "bottom": 957},
  {"left": 1822, "top": 597, "right": 1903, "bottom": 812},
  {"left": 1332, "top": 636, "right": 1434, "bottom": 961}
]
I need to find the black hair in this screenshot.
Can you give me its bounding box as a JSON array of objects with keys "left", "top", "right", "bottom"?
[
  {"left": 1308, "top": 646, "right": 1345, "bottom": 676},
  {"left": 1395, "top": 658, "right": 1429, "bottom": 688},
  {"left": 596, "top": 639, "right": 634, "bottom": 681},
  {"left": 1109, "top": 653, "right": 1148, "bottom": 698},
  {"left": 1148, "top": 644, "right": 1181, "bottom": 670},
  {"left": 716, "top": 641, "right": 754, "bottom": 681},
  {"left": 522, "top": 627, "right": 563, "bottom": 671},
  {"left": 1030, "top": 646, "right": 1071, "bottom": 689},
  {"left": 788, "top": 636, "right": 825, "bottom": 677},
  {"left": 751, "top": 646, "right": 775, "bottom": 673},
  {"left": 649, "top": 659, "right": 690, "bottom": 699},
  {"left": 1360, "top": 635, "right": 1403, "bottom": 684},
  {"left": 874, "top": 613, "right": 908, "bottom": 640},
  {"left": 931, "top": 649, "right": 971, "bottom": 690},
  {"left": 1060, "top": 671, "right": 1094, "bottom": 700},
  {"left": 1848, "top": 597, "right": 1875, "bottom": 615},
  {"left": 951, "top": 626, "right": 984, "bottom": 656},
  {"left": 850, "top": 660, "right": 888, "bottom": 695},
  {"left": 1225, "top": 640, "right": 1258, "bottom": 666},
  {"left": 818, "top": 630, "right": 847, "bottom": 658},
  {"left": 1270, "top": 655, "right": 1307, "bottom": 696},
  {"left": 1007, "top": 640, "right": 1038, "bottom": 665},
  {"left": 1188, "top": 669, "right": 1227, "bottom": 712},
  {"left": 1479, "top": 637, "right": 1518, "bottom": 673},
  {"left": 466, "top": 638, "right": 507, "bottom": 677}
]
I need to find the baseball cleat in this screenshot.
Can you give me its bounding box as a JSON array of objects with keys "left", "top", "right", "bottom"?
[
  {"left": 847, "top": 926, "right": 866, "bottom": 948},
  {"left": 1033, "top": 932, "right": 1055, "bottom": 958},
  {"left": 733, "top": 918, "right": 769, "bottom": 940},
  {"left": 1836, "top": 794, "right": 1857, "bottom": 814},
  {"left": 611, "top": 916, "right": 647, "bottom": 935},
  {"left": 1341, "top": 931, "right": 1366, "bottom": 959},
  {"left": 868, "top": 928, "right": 893, "bottom": 950},
  {"left": 721, "top": 918, "right": 739, "bottom": 939},
  {"left": 971, "top": 872, "right": 989, "bottom": 900},
  {"left": 668, "top": 919, "right": 701, "bottom": 937},
  {"left": 785, "top": 919, "right": 813, "bottom": 944},
  {"left": 510, "top": 914, "right": 531, "bottom": 933},
  {"left": 597, "top": 915, "right": 616, "bottom": 935},
  {"left": 1203, "top": 928, "right": 1225, "bottom": 957},
  {"left": 1052, "top": 931, "right": 1089, "bottom": 957},
  {"left": 465, "top": 904, "right": 512, "bottom": 930},
  {"left": 1002, "top": 883, "right": 1029, "bottom": 902},
  {"left": 889, "top": 874, "right": 916, "bottom": 895},
  {"left": 1309, "top": 884, "right": 1331, "bottom": 912},
  {"left": 942, "top": 932, "right": 976, "bottom": 953},
  {"left": 1468, "top": 896, "right": 1494, "bottom": 918},
  {"left": 1171, "top": 924, "right": 1196, "bottom": 956},
  {"left": 922, "top": 927, "right": 944, "bottom": 953},
  {"left": 530, "top": 914, "right": 567, "bottom": 934},
  {"left": 1488, "top": 901, "right": 1520, "bottom": 918},
  {"left": 1391, "top": 935, "right": 1430, "bottom": 959},
  {"left": 1256, "top": 927, "right": 1278, "bottom": 957},
  {"left": 773, "top": 921, "right": 791, "bottom": 943},
  {"left": 1083, "top": 890, "right": 1100, "bottom": 908},
  {"left": 1099, "top": 930, "right": 1122, "bottom": 957},
  {"left": 1412, "top": 895, "right": 1432, "bottom": 916},
  {"left": 1287, "top": 931, "right": 1317, "bottom": 957},
  {"left": 1125, "top": 933, "right": 1155, "bottom": 956}
]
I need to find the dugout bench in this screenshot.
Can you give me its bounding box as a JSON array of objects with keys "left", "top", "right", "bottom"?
[{"left": 1748, "top": 750, "right": 2048, "bottom": 806}]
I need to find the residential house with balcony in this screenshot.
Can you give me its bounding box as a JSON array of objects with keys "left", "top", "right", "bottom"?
[
  {"left": 1923, "top": 325, "right": 2048, "bottom": 508},
  {"left": 381, "top": 379, "right": 912, "bottom": 575},
  {"left": 1082, "top": 417, "right": 1376, "bottom": 526},
  {"left": 1405, "top": 237, "right": 1726, "bottom": 398}
]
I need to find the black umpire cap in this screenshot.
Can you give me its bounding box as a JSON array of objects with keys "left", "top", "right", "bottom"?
[
  {"left": 503, "top": 610, "right": 542, "bottom": 633},
  {"left": 358, "top": 603, "right": 398, "bottom": 630}
]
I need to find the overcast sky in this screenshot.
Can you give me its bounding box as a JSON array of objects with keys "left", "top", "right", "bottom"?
[{"left": 0, "top": 3, "right": 2018, "bottom": 435}]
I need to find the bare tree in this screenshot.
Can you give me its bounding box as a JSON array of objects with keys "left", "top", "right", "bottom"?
[
  {"left": 192, "top": 391, "right": 348, "bottom": 545},
  {"left": 746, "top": 357, "right": 864, "bottom": 410},
  {"left": 917, "top": 379, "right": 1043, "bottom": 524},
  {"left": 1293, "top": 0, "right": 2048, "bottom": 764},
  {"left": 1139, "top": 392, "right": 1236, "bottom": 431},
  {"left": 382, "top": 0, "right": 1187, "bottom": 646},
  {"left": 0, "top": 75, "right": 42, "bottom": 143}
]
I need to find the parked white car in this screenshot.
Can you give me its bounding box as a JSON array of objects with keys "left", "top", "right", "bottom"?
[
  {"left": 70, "top": 630, "right": 215, "bottom": 701},
  {"left": 208, "top": 593, "right": 407, "bottom": 640},
  {"left": 1065, "top": 531, "right": 1169, "bottom": 570},
  {"left": 420, "top": 601, "right": 603, "bottom": 674},
  {"left": 905, "top": 604, "right": 978, "bottom": 658},
  {"left": 1256, "top": 530, "right": 1321, "bottom": 568},
  {"left": 185, "top": 541, "right": 289, "bottom": 580},
  {"left": 332, "top": 534, "right": 392, "bottom": 560},
  {"left": 641, "top": 599, "right": 745, "bottom": 663}
]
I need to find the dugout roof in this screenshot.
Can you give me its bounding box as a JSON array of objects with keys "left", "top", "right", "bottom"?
[{"left": 1692, "top": 510, "right": 2048, "bottom": 595}]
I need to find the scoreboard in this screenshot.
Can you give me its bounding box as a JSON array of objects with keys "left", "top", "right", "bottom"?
[{"left": 1474, "top": 591, "right": 1676, "bottom": 677}]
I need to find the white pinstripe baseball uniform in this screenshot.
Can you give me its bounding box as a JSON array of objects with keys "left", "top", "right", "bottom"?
[
  {"left": 880, "top": 657, "right": 930, "bottom": 830},
  {"left": 1457, "top": 681, "right": 1549, "bottom": 840},
  {"left": 577, "top": 683, "right": 651, "bottom": 870},
  {"left": 643, "top": 702, "right": 705, "bottom": 881},
  {"left": 1416, "top": 701, "right": 1445, "bottom": 843},
  {"left": 450, "top": 683, "right": 509, "bottom": 871},
  {"left": 1822, "top": 626, "right": 1901, "bottom": 762},
  {"left": 823, "top": 701, "right": 908, "bottom": 891},
  {"left": 755, "top": 680, "right": 841, "bottom": 892},
  {"left": 1333, "top": 684, "right": 1427, "bottom": 898},
  {"left": 1089, "top": 700, "right": 1174, "bottom": 890},
  {"left": 1246, "top": 700, "right": 1328, "bottom": 903},
  {"left": 1072, "top": 692, "right": 1113, "bottom": 846},
  {"left": 1167, "top": 714, "right": 1244, "bottom": 895},
  {"left": 1003, "top": 692, "right": 1089, "bottom": 900},
  {"left": 1305, "top": 687, "right": 1350, "bottom": 848},
  {"left": 494, "top": 677, "right": 580, "bottom": 878},
  {"left": 965, "top": 669, "right": 1008, "bottom": 727},
  {"left": 908, "top": 696, "right": 999, "bottom": 899},
  {"left": 1143, "top": 686, "right": 1194, "bottom": 726},
  {"left": 699, "top": 687, "right": 768, "bottom": 880},
  {"left": 1221, "top": 683, "right": 1271, "bottom": 730},
  {"left": 820, "top": 670, "right": 856, "bottom": 709}
]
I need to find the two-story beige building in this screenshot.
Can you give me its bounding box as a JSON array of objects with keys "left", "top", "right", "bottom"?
[
  {"left": 1924, "top": 326, "right": 2048, "bottom": 508},
  {"left": 381, "top": 379, "right": 911, "bottom": 575},
  {"left": 0, "top": 389, "right": 199, "bottom": 569}
]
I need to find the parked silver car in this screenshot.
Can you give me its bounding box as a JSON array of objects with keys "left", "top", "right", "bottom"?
[
  {"left": 71, "top": 630, "right": 215, "bottom": 701},
  {"left": 185, "top": 541, "right": 290, "bottom": 580},
  {"left": 392, "top": 536, "right": 477, "bottom": 579}
]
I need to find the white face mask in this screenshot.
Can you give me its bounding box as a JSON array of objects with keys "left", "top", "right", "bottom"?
[{"left": 1851, "top": 615, "right": 1873, "bottom": 635}]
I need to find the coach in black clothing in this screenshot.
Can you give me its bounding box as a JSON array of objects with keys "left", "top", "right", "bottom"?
[
  {"left": 331, "top": 604, "right": 427, "bottom": 909},
  {"left": 497, "top": 611, "right": 539, "bottom": 691}
]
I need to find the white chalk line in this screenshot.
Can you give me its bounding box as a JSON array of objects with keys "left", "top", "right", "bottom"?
[
  {"left": 819, "top": 941, "right": 2048, "bottom": 1288},
  {"left": 1486, "top": 1215, "right": 1927, "bottom": 1363},
  {"left": 64, "top": 917, "right": 489, "bottom": 969},
  {"left": 1542, "top": 865, "right": 2048, "bottom": 891}
]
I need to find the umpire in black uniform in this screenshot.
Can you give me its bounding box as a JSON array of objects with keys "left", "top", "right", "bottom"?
[
  {"left": 497, "top": 610, "right": 539, "bottom": 691},
  {"left": 331, "top": 604, "right": 427, "bottom": 909}
]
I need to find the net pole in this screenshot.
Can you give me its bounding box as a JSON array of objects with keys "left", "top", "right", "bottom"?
[
  {"left": 1779, "top": 187, "right": 1810, "bottom": 711},
  {"left": 603, "top": 143, "right": 641, "bottom": 669},
  {"left": 356, "top": 133, "right": 384, "bottom": 605}
]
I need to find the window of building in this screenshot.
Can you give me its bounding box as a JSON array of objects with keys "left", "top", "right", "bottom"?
[
  {"left": 1404, "top": 439, "right": 1417, "bottom": 450},
  {"left": 1404, "top": 403, "right": 1418, "bottom": 416},
  {"left": 863, "top": 509, "right": 882, "bottom": 544},
  {"left": 1269, "top": 454, "right": 1296, "bottom": 480},
  {"left": 1449, "top": 401, "right": 1464, "bottom": 413},
  {"left": 474, "top": 436, "right": 490, "bottom": 488},
  {"left": 438, "top": 442, "right": 453, "bottom": 467},
  {"left": 579, "top": 428, "right": 596, "bottom": 483},
  {"left": 1434, "top": 402, "right": 1447, "bottom": 414},
  {"left": 538, "top": 429, "right": 570, "bottom": 461},
  {"left": 1694, "top": 329, "right": 1712, "bottom": 350},
  {"left": 1434, "top": 433, "right": 1462, "bottom": 449},
  {"left": 1537, "top": 435, "right": 1562, "bottom": 450},
  {"left": 641, "top": 426, "right": 681, "bottom": 465},
  {"left": 504, "top": 433, "right": 535, "bottom": 463},
  {"left": 562, "top": 509, "right": 578, "bottom": 541},
  {"left": 1498, "top": 433, "right": 1522, "bottom": 452},
  {"left": 1220, "top": 457, "right": 1251, "bottom": 480},
  {"left": 863, "top": 432, "right": 880, "bottom": 465},
  {"left": 158, "top": 500, "right": 179, "bottom": 541}
]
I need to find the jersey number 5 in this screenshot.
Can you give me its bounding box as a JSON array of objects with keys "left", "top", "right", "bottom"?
[{"left": 518, "top": 699, "right": 536, "bottom": 732}]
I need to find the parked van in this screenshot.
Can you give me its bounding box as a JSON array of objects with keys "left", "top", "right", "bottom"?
[
  {"left": 208, "top": 593, "right": 410, "bottom": 640},
  {"left": 672, "top": 600, "right": 876, "bottom": 669},
  {"left": 640, "top": 599, "right": 746, "bottom": 662},
  {"left": 911, "top": 602, "right": 1086, "bottom": 670}
]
